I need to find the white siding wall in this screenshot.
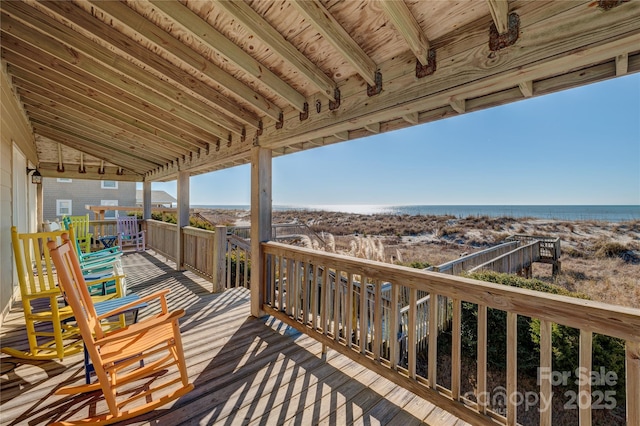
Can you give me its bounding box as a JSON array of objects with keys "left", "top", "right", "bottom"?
[{"left": 1, "top": 70, "right": 38, "bottom": 326}]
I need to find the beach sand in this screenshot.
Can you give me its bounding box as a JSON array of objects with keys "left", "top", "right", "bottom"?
[{"left": 195, "top": 208, "right": 640, "bottom": 308}]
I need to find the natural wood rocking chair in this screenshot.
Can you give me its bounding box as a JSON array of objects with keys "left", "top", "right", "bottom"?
[{"left": 47, "top": 234, "right": 193, "bottom": 425}]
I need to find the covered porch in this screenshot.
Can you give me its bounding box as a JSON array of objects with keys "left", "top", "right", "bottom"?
[
  {"left": 1, "top": 0, "right": 639, "bottom": 425},
  {"left": 0, "top": 250, "right": 469, "bottom": 426}
]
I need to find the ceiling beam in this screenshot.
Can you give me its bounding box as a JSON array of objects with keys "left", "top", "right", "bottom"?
[
  {"left": 26, "top": 108, "right": 177, "bottom": 165},
  {"left": 149, "top": 0, "right": 307, "bottom": 112},
  {"left": 486, "top": 0, "right": 510, "bottom": 35},
  {"left": 19, "top": 90, "right": 189, "bottom": 159},
  {"left": 616, "top": 53, "right": 629, "bottom": 76},
  {"left": 88, "top": 0, "right": 267, "bottom": 126},
  {"left": 213, "top": 0, "right": 337, "bottom": 102},
  {"left": 0, "top": 11, "right": 222, "bottom": 145},
  {"left": 379, "top": 1, "right": 431, "bottom": 66},
  {"left": 32, "top": 123, "right": 156, "bottom": 174},
  {"left": 292, "top": 0, "right": 378, "bottom": 86},
  {"left": 5, "top": 56, "right": 211, "bottom": 153},
  {"left": 12, "top": 72, "right": 200, "bottom": 156},
  {"left": 256, "top": 5, "right": 640, "bottom": 151},
  {"left": 37, "top": 163, "right": 141, "bottom": 181}
]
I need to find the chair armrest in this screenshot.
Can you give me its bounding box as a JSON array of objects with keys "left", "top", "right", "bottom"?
[
  {"left": 95, "top": 309, "right": 185, "bottom": 346},
  {"left": 96, "top": 289, "right": 170, "bottom": 321}
]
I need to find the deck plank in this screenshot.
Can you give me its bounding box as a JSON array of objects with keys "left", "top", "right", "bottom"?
[{"left": 1, "top": 251, "right": 466, "bottom": 426}]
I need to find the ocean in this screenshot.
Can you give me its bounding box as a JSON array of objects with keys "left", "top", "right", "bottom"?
[{"left": 190, "top": 205, "right": 640, "bottom": 222}]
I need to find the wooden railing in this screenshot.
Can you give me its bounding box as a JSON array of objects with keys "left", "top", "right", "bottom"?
[
  {"left": 435, "top": 241, "right": 519, "bottom": 274},
  {"left": 468, "top": 241, "right": 540, "bottom": 275},
  {"left": 145, "top": 219, "right": 178, "bottom": 262},
  {"left": 226, "top": 234, "right": 251, "bottom": 289},
  {"left": 145, "top": 221, "right": 247, "bottom": 292},
  {"left": 261, "top": 241, "right": 640, "bottom": 426},
  {"left": 231, "top": 223, "right": 325, "bottom": 244},
  {"left": 507, "top": 234, "right": 561, "bottom": 262}
]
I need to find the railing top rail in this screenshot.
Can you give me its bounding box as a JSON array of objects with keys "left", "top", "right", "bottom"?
[
  {"left": 146, "top": 219, "right": 178, "bottom": 229},
  {"left": 262, "top": 241, "right": 640, "bottom": 341},
  {"left": 183, "top": 226, "right": 216, "bottom": 237},
  {"left": 436, "top": 241, "right": 519, "bottom": 272},
  {"left": 227, "top": 234, "right": 251, "bottom": 251},
  {"left": 506, "top": 234, "right": 560, "bottom": 243}
]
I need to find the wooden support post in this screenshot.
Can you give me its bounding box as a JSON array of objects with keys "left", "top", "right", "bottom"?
[
  {"left": 176, "top": 170, "right": 189, "bottom": 271},
  {"left": 250, "top": 146, "right": 272, "bottom": 318},
  {"left": 212, "top": 225, "right": 227, "bottom": 293},
  {"left": 142, "top": 181, "right": 152, "bottom": 220}
]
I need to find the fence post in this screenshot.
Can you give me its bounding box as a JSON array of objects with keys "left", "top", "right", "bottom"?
[{"left": 212, "top": 225, "right": 227, "bottom": 293}]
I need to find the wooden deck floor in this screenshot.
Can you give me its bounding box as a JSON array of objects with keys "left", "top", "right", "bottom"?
[{"left": 1, "top": 251, "right": 468, "bottom": 426}]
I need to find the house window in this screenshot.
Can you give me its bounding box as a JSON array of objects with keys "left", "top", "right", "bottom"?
[
  {"left": 57, "top": 178, "right": 72, "bottom": 183},
  {"left": 101, "top": 200, "right": 118, "bottom": 219},
  {"left": 57, "top": 200, "right": 72, "bottom": 216},
  {"left": 101, "top": 180, "right": 118, "bottom": 189}
]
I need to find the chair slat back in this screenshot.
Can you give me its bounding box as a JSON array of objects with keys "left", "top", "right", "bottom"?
[
  {"left": 117, "top": 216, "right": 138, "bottom": 236},
  {"left": 11, "top": 227, "right": 65, "bottom": 296},
  {"left": 47, "top": 236, "right": 103, "bottom": 341},
  {"left": 65, "top": 215, "right": 91, "bottom": 238}
]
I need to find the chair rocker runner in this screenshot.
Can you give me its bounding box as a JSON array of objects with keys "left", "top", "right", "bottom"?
[
  {"left": 2, "top": 227, "right": 127, "bottom": 360},
  {"left": 48, "top": 235, "right": 193, "bottom": 425}
]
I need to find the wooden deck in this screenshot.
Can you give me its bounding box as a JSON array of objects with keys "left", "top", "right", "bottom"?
[{"left": 0, "top": 251, "right": 467, "bottom": 426}]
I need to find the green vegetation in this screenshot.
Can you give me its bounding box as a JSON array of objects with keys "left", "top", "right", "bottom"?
[{"left": 460, "top": 271, "right": 626, "bottom": 397}]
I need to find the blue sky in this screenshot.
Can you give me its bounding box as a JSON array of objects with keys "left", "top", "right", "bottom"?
[{"left": 145, "top": 74, "right": 640, "bottom": 206}]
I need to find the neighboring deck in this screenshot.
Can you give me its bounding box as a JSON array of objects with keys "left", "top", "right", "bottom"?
[{"left": 0, "top": 251, "right": 467, "bottom": 426}]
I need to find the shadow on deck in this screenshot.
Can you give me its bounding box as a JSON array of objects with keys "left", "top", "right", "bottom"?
[{"left": 0, "top": 251, "right": 467, "bottom": 426}]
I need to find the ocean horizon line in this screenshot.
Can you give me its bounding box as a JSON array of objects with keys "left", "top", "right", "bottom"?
[{"left": 189, "top": 204, "right": 639, "bottom": 222}]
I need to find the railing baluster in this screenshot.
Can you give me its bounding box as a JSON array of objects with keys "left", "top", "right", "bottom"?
[
  {"left": 374, "top": 280, "right": 382, "bottom": 361},
  {"left": 478, "top": 304, "right": 487, "bottom": 414},
  {"left": 346, "top": 273, "right": 353, "bottom": 349},
  {"left": 268, "top": 253, "right": 275, "bottom": 306},
  {"left": 451, "top": 298, "right": 461, "bottom": 400},
  {"left": 277, "top": 256, "right": 284, "bottom": 311},
  {"left": 579, "top": 330, "right": 592, "bottom": 426},
  {"left": 540, "top": 319, "right": 552, "bottom": 426},
  {"left": 627, "top": 341, "right": 640, "bottom": 426},
  {"left": 311, "top": 264, "right": 318, "bottom": 330},
  {"left": 293, "top": 260, "right": 300, "bottom": 321},
  {"left": 243, "top": 247, "right": 249, "bottom": 288},
  {"left": 409, "top": 287, "right": 417, "bottom": 380},
  {"left": 226, "top": 240, "right": 231, "bottom": 289},
  {"left": 322, "top": 267, "right": 329, "bottom": 338},
  {"left": 428, "top": 293, "right": 438, "bottom": 388},
  {"left": 390, "top": 283, "right": 399, "bottom": 369},
  {"left": 334, "top": 269, "right": 340, "bottom": 341},
  {"left": 360, "top": 276, "right": 367, "bottom": 354},
  {"left": 507, "top": 311, "right": 517, "bottom": 426}
]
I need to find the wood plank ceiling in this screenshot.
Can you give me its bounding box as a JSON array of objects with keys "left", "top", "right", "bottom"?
[{"left": 1, "top": 0, "right": 638, "bottom": 182}]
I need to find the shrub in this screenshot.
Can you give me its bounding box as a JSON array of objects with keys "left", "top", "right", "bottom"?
[
  {"left": 462, "top": 272, "right": 625, "bottom": 396},
  {"left": 593, "top": 239, "right": 630, "bottom": 259}
]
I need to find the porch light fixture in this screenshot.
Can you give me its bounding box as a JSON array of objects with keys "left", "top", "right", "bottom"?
[{"left": 26, "top": 167, "right": 42, "bottom": 184}]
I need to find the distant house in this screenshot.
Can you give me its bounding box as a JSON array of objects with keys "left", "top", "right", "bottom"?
[
  {"left": 135, "top": 190, "right": 177, "bottom": 208},
  {"left": 42, "top": 178, "right": 136, "bottom": 221}
]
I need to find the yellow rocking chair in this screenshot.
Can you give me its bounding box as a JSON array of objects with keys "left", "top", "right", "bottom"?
[
  {"left": 63, "top": 214, "right": 93, "bottom": 254},
  {"left": 1, "top": 227, "right": 126, "bottom": 360},
  {"left": 48, "top": 234, "right": 193, "bottom": 425}
]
